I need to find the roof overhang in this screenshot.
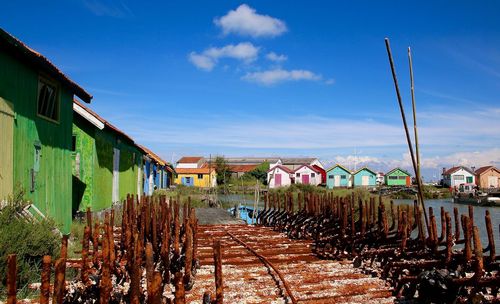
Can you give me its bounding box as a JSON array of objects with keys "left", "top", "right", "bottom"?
[{"left": 73, "top": 102, "right": 105, "bottom": 129}]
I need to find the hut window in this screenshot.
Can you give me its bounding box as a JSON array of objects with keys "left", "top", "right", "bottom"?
[
  {"left": 398, "top": 176, "right": 406, "bottom": 180},
  {"left": 71, "top": 135, "right": 77, "bottom": 152},
  {"left": 389, "top": 176, "right": 397, "bottom": 180},
  {"left": 328, "top": 175, "right": 334, "bottom": 179},
  {"left": 454, "top": 175, "right": 464, "bottom": 181},
  {"left": 198, "top": 174, "right": 203, "bottom": 179},
  {"left": 296, "top": 173, "right": 300, "bottom": 177},
  {"left": 37, "top": 78, "right": 59, "bottom": 122},
  {"left": 311, "top": 173, "right": 316, "bottom": 177},
  {"left": 341, "top": 175, "right": 347, "bottom": 179}
]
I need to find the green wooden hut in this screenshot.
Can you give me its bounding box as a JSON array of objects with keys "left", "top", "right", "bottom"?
[
  {"left": 72, "top": 100, "right": 143, "bottom": 214},
  {"left": 0, "top": 28, "right": 92, "bottom": 233},
  {"left": 385, "top": 168, "right": 412, "bottom": 186}
]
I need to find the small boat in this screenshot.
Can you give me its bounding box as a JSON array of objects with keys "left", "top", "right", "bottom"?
[
  {"left": 452, "top": 183, "right": 500, "bottom": 206},
  {"left": 480, "top": 192, "right": 500, "bottom": 206}
]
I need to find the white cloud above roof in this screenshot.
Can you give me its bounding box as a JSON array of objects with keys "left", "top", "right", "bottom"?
[
  {"left": 242, "top": 68, "right": 321, "bottom": 85},
  {"left": 189, "top": 42, "right": 260, "bottom": 71},
  {"left": 214, "top": 4, "right": 287, "bottom": 38}
]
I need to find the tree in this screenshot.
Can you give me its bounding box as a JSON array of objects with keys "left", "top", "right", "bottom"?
[
  {"left": 242, "top": 162, "right": 269, "bottom": 185},
  {"left": 214, "top": 156, "right": 230, "bottom": 185}
]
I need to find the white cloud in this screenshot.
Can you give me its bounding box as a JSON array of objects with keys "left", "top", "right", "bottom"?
[
  {"left": 325, "top": 79, "right": 335, "bottom": 85},
  {"left": 242, "top": 68, "right": 322, "bottom": 85},
  {"left": 188, "top": 42, "right": 260, "bottom": 71},
  {"left": 214, "top": 4, "right": 287, "bottom": 38},
  {"left": 188, "top": 52, "right": 216, "bottom": 71},
  {"left": 266, "top": 52, "right": 287, "bottom": 62}
]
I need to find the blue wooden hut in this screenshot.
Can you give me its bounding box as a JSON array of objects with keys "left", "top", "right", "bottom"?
[
  {"left": 352, "top": 167, "right": 377, "bottom": 187},
  {"left": 326, "top": 164, "right": 352, "bottom": 188}
]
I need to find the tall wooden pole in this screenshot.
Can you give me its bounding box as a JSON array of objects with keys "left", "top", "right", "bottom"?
[
  {"left": 385, "top": 38, "right": 429, "bottom": 233},
  {"left": 408, "top": 47, "right": 422, "bottom": 188}
]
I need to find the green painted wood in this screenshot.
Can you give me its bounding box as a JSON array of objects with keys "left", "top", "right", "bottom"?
[
  {"left": 72, "top": 113, "right": 142, "bottom": 212},
  {"left": 385, "top": 168, "right": 411, "bottom": 186},
  {"left": 0, "top": 97, "right": 14, "bottom": 199},
  {"left": 0, "top": 51, "right": 73, "bottom": 233}
]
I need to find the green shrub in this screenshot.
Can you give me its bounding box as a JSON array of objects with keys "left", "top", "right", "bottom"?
[{"left": 0, "top": 199, "right": 60, "bottom": 298}]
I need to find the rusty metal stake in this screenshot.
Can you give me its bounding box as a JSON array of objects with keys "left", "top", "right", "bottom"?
[
  {"left": 7, "top": 254, "right": 16, "bottom": 304},
  {"left": 40, "top": 255, "right": 51, "bottom": 304}
]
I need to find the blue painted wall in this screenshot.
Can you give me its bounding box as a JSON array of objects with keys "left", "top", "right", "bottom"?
[
  {"left": 353, "top": 168, "right": 376, "bottom": 187},
  {"left": 326, "top": 165, "right": 351, "bottom": 189}
]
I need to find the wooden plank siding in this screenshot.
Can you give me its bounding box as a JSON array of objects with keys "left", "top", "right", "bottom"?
[
  {"left": 72, "top": 112, "right": 142, "bottom": 213},
  {"left": 0, "top": 51, "right": 74, "bottom": 233},
  {"left": 0, "top": 97, "right": 14, "bottom": 199}
]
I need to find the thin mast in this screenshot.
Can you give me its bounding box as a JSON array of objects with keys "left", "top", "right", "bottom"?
[{"left": 384, "top": 38, "right": 429, "bottom": 233}]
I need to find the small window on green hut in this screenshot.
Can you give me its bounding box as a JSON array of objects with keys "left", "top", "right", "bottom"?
[
  {"left": 71, "top": 135, "right": 77, "bottom": 152},
  {"left": 37, "top": 78, "right": 59, "bottom": 122}
]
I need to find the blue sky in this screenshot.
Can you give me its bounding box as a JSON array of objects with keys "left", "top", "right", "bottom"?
[{"left": 3, "top": 1, "right": 500, "bottom": 180}]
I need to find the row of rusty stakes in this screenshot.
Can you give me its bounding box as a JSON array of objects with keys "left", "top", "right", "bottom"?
[
  {"left": 259, "top": 191, "right": 499, "bottom": 301},
  {"left": 3, "top": 194, "right": 215, "bottom": 303}
]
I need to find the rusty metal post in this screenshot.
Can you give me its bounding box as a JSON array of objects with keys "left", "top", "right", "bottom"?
[
  {"left": 174, "top": 200, "right": 180, "bottom": 258},
  {"left": 40, "top": 255, "right": 51, "bottom": 304},
  {"left": 81, "top": 226, "right": 90, "bottom": 285},
  {"left": 130, "top": 233, "right": 141, "bottom": 304},
  {"left": 100, "top": 221, "right": 111, "bottom": 304},
  {"left": 148, "top": 271, "right": 162, "bottom": 304},
  {"left": 174, "top": 271, "right": 185, "bottom": 304},
  {"left": 213, "top": 240, "right": 223, "bottom": 304},
  {"left": 60, "top": 234, "right": 69, "bottom": 260},
  {"left": 463, "top": 216, "right": 472, "bottom": 261},
  {"left": 454, "top": 207, "right": 460, "bottom": 240},
  {"left": 53, "top": 258, "right": 66, "bottom": 304},
  {"left": 445, "top": 213, "right": 453, "bottom": 264},
  {"left": 86, "top": 207, "right": 92, "bottom": 236},
  {"left": 472, "top": 226, "right": 484, "bottom": 279},
  {"left": 401, "top": 211, "right": 407, "bottom": 252},
  {"left": 485, "top": 210, "right": 496, "bottom": 261},
  {"left": 439, "top": 206, "right": 446, "bottom": 242},
  {"left": 92, "top": 222, "right": 99, "bottom": 265},
  {"left": 468, "top": 205, "right": 474, "bottom": 228},
  {"left": 161, "top": 216, "right": 171, "bottom": 284},
  {"left": 146, "top": 242, "right": 154, "bottom": 291},
  {"left": 184, "top": 220, "right": 193, "bottom": 290},
  {"left": 6, "top": 254, "right": 16, "bottom": 304},
  {"left": 152, "top": 203, "right": 158, "bottom": 253}
]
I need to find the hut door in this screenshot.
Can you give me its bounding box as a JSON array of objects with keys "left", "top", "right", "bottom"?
[
  {"left": 488, "top": 176, "right": 498, "bottom": 188},
  {"left": 302, "top": 175, "right": 310, "bottom": 185},
  {"left": 275, "top": 174, "right": 282, "bottom": 186},
  {"left": 334, "top": 175, "right": 340, "bottom": 187},
  {"left": 112, "top": 148, "right": 120, "bottom": 202},
  {"left": 362, "top": 175, "right": 369, "bottom": 186},
  {"left": 0, "top": 98, "right": 14, "bottom": 200}
]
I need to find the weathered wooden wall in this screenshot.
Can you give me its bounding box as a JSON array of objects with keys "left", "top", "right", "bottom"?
[{"left": 0, "top": 51, "right": 73, "bottom": 233}]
